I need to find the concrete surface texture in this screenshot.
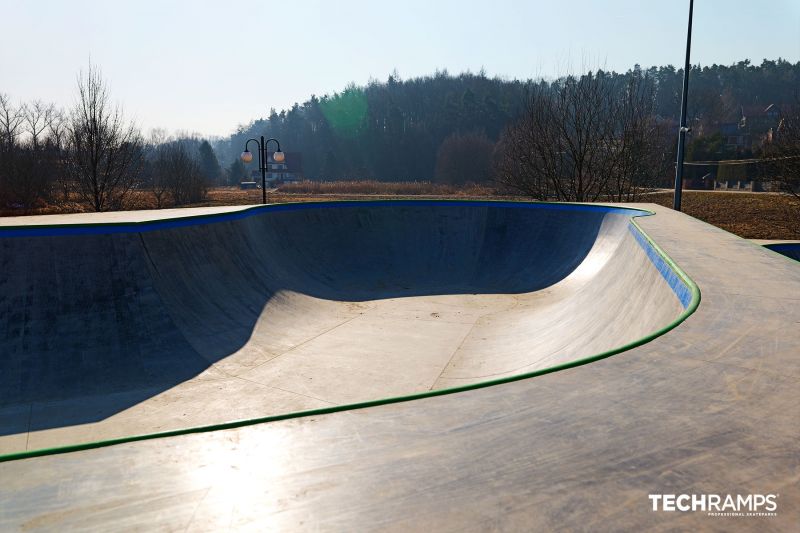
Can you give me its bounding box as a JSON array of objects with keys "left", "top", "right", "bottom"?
[
  {"left": 0, "top": 201, "right": 688, "bottom": 454},
  {"left": 0, "top": 202, "right": 797, "bottom": 531}
]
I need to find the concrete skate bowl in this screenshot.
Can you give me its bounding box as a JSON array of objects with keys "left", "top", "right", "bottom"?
[{"left": 0, "top": 201, "right": 698, "bottom": 457}]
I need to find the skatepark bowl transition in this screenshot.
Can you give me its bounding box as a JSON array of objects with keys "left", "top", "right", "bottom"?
[
  {"left": 0, "top": 200, "right": 692, "bottom": 453},
  {"left": 1, "top": 199, "right": 798, "bottom": 531}
]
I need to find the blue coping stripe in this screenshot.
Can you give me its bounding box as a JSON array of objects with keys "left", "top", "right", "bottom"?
[
  {"left": 0, "top": 200, "right": 650, "bottom": 238},
  {"left": 628, "top": 223, "right": 692, "bottom": 309}
]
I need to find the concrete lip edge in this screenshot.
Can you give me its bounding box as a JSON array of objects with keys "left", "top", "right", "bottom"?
[
  {"left": 0, "top": 199, "right": 651, "bottom": 236},
  {"left": 0, "top": 200, "right": 701, "bottom": 463}
]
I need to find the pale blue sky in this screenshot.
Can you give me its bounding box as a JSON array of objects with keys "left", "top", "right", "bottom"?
[{"left": 1, "top": 0, "right": 798, "bottom": 137}]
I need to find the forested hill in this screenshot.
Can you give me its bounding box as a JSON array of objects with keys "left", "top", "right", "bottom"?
[{"left": 215, "top": 59, "right": 800, "bottom": 182}]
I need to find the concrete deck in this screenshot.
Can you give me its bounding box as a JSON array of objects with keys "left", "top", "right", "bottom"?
[
  {"left": 0, "top": 205, "right": 254, "bottom": 227},
  {"left": 0, "top": 202, "right": 798, "bottom": 531}
]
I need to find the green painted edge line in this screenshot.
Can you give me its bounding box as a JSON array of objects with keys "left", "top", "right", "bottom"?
[{"left": 0, "top": 205, "right": 700, "bottom": 464}]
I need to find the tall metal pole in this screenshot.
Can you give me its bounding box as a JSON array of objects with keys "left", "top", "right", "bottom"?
[
  {"left": 260, "top": 136, "right": 267, "bottom": 204},
  {"left": 262, "top": 138, "right": 282, "bottom": 205},
  {"left": 673, "top": 0, "right": 694, "bottom": 211}
]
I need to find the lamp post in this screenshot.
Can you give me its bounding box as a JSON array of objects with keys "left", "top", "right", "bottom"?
[
  {"left": 673, "top": 0, "right": 694, "bottom": 211},
  {"left": 241, "top": 136, "right": 285, "bottom": 204}
]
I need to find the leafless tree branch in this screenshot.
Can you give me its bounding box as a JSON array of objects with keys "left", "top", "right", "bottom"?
[
  {"left": 65, "top": 64, "right": 143, "bottom": 211},
  {"left": 494, "top": 72, "right": 671, "bottom": 202}
]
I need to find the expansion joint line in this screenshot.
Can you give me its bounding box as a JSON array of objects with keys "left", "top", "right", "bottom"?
[{"left": 429, "top": 319, "right": 480, "bottom": 391}]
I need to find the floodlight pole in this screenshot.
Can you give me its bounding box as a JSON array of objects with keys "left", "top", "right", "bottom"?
[
  {"left": 673, "top": 0, "right": 694, "bottom": 211},
  {"left": 243, "top": 136, "right": 282, "bottom": 204}
]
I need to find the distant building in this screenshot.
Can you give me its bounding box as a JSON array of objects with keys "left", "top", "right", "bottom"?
[
  {"left": 267, "top": 152, "right": 303, "bottom": 185},
  {"left": 248, "top": 152, "right": 305, "bottom": 186},
  {"left": 719, "top": 122, "right": 751, "bottom": 151},
  {"left": 718, "top": 104, "right": 783, "bottom": 151},
  {"left": 677, "top": 104, "right": 785, "bottom": 191}
]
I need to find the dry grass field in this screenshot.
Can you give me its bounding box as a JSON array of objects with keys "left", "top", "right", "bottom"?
[
  {"left": 2, "top": 183, "right": 798, "bottom": 240},
  {"left": 646, "top": 191, "right": 800, "bottom": 240},
  {"left": 277, "top": 180, "right": 496, "bottom": 196}
]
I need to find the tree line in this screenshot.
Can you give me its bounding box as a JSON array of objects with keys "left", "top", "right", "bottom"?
[
  {"left": 2, "top": 59, "right": 798, "bottom": 211},
  {"left": 217, "top": 59, "right": 800, "bottom": 197}
]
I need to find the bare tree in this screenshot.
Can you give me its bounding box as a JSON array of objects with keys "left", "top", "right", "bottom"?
[
  {"left": 605, "top": 74, "right": 673, "bottom": 201},
  {"left": 0, "top": 94, "right": 22, "bottom": 201},
  {"left": 65, "top": 65, "right": 143, "bottom": 211},
  {"left": 0, "top": 96, "right": 62, "bottom": 211},
  {"left": 140, "top": 129, "right": 166, "bottom": 207},
  {"left": 23, "top": 100, "right": 54, "bottom": 150},
  {"left": 150, "top": 143, "right": 173, "bottom": 209},
  {"left": 494, "top": 72, "right": 671, "bottom": 202},
  {"left": 761, "top": 105, "right": 800, "bottom": 235},
  {"left": 46, "top": 109, "right": 73, "bottom": 203},
  {"left": 0, "top": 93, "right": 24, "bottom": 150},
  {"left": 47, "top": 108, "right": 68, "bottom": 149},
  {"left": 151, "top": 141, "right": 207, "bottom": 207},
  {"left": 494, "top": 75, "right": 613, "bottom": 201},
  {"left": 15, "top": 101, "right": 58, "bottom": 209}
]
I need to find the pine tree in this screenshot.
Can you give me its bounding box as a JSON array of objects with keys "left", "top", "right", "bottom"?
[
  {"left": 226, "top": 158, "right": 247, "bottom": 185},
  {"left": 198, "top": 140, "right": 222, "bottom": 185}
]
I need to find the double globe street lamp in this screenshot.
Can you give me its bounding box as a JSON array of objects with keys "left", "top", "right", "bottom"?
[{"left": 241, "top": 136, "right": 285, "bottom": 204}]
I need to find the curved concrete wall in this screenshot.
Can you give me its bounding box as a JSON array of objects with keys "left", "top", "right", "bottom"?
[{"left": 0, "top": 202, "right": 692, "bottom": 453}]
